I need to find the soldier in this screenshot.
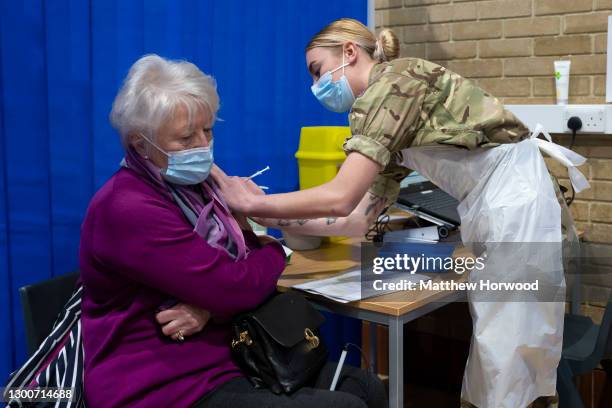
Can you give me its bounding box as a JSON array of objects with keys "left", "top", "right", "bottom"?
[{"left": 213, "top": 18, "right": 584, "bottom": 408}]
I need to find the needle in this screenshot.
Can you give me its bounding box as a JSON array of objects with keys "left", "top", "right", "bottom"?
[{"left": 246, "top": 165, "right": 270, "bottom": 180}]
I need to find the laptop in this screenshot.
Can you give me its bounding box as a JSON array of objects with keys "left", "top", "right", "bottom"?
[{"left": 395, "top": 173, "right": 461, "bottom": 227}]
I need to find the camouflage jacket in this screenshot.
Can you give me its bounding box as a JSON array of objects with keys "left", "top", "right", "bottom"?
[{"left": 344, "top": 57, "right": 530, "bottom": 204}]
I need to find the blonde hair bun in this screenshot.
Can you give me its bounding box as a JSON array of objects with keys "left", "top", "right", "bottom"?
[
  {"left": 307, "top": 18, "right": 400, "bottom": 62},
  {"left": 374, "top": 29, "right": 399, "bottom": 62}
]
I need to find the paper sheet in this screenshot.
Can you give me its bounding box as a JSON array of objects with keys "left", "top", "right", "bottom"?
[{"left": 293, "top": 269, "right": 431, "bottom": 303}]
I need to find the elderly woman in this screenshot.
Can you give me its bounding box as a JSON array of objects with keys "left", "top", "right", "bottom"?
[{"left": 80, "top": 54, "right": 385, "bottom": 408}]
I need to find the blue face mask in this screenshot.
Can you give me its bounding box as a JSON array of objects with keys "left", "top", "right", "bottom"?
[
  {"left": 141, "top": 134, "right": 214, "bottom": 185},
  {"left": 310, "top": 55, "right": 355, "bottom": 113}
]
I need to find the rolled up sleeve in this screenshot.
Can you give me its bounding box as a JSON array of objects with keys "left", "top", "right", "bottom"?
[{"left": 345, "top": 74, "right": 427, "bottom": 168}]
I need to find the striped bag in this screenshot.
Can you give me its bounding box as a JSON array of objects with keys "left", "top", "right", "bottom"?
[{"left": 4, "top": 285, "right": 86, "bottom": 408}]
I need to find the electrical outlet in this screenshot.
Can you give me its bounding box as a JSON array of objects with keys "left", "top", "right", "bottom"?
[{"left": 564, "top": 106, "right": 606, "bottom": 133}]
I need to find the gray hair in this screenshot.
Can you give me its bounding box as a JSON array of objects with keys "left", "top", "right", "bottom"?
[{"left": 110, "top": 54, "right": 219, "bottom": 148}]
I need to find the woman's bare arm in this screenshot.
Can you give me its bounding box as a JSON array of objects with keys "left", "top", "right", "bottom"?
[
  {"left": 253, "top": 191, "right": 389, "bottom": 238},
  {"left": 212, "top": 152, "right": 381, "bottom": 218}
]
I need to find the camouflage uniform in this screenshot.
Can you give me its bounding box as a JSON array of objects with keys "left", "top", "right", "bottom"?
[{"left": 343, "top": 57, "right": 530, "bottom": 204}]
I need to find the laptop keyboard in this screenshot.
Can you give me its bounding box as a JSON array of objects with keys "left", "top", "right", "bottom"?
[{"left": 408, "top": 190, "right": 458, "bottom": 211}]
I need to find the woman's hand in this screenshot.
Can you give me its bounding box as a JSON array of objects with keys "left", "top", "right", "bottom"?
[
  {"left": 211, "top": 166, "right": 254, "bottom": 213},
  {"left": 211, "top": 166, "right": 265, "bottom": 213},
  {"left": 156, "top": 303, "right": 211, "bottom": 341},
  {"left": 243, "top": 179, "right": 266, "bottom": 196}
]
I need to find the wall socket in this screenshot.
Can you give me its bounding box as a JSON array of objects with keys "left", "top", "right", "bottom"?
[{"left": 564, "top": 106, "right": 606, "bottom": 133}]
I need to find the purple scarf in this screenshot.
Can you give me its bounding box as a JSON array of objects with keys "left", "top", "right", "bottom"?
[{"left": 124, "top": 148, "right": 248, "bottom": 260}]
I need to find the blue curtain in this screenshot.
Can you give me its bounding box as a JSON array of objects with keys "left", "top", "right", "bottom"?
[{"left": 0, "top": 0, "right": 367, "bottom": 381}]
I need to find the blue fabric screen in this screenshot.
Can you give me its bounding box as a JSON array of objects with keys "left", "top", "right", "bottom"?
[{"left": 0, "top": 0, "right": 367, "bottom": 381}]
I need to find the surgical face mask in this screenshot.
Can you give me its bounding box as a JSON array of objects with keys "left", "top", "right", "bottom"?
[
  {"left": 140, "top": 134, "right": 214, "bottom": 185},
  {"left": 310, "top": 54, "right": 355, "bottom": 113}
]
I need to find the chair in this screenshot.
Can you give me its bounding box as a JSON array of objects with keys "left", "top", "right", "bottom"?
[
  {"left": 557, "top": 289, "right": 612, "bottom": 408},
  {"left": 19, "top": 271, "right": 80, "bottom": 355}
]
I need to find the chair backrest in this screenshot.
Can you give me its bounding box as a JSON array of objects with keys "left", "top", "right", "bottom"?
[{"left": 19, "top": 272, "right": 80, "bottom": 355}]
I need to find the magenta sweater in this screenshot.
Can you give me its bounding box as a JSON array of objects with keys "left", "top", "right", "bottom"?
[{"left": 79, "top": 167, "right": 285, "bottom": 408}]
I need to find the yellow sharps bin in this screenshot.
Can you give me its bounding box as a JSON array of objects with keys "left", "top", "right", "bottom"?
[
  {"left": 295, "top": 126, "right": 350, "bottom": 242},
  {"left": 294, "top": 126, "right": 349, "bottom": 189}
]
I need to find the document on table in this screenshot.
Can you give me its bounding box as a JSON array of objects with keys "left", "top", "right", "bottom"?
[{"left": 292, "top": 269, "right": 431, "bottom": 303}]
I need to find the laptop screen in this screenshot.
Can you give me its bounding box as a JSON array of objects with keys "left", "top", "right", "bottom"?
[{"left": 399, "top": 172, "right": 428, "bottom": 188}]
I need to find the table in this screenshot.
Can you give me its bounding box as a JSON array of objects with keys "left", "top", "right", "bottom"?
[{"left": 277, "top": 238, "right": 469, "bottom": 408}]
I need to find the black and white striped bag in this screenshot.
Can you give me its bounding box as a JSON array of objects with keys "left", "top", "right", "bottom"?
[{"left": 4, "top": 285, "right": 86, "bottom": 408}]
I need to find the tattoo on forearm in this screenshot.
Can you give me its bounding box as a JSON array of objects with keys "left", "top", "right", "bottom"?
[
  {"left": 365, "top": 194, "right": 385, "bottom": 216},
  {"left": 277, "top": 219, "right": 311, "bottom": 227},
  {"left": 277, "top": 218, "right": 336, "bottom": 227}
]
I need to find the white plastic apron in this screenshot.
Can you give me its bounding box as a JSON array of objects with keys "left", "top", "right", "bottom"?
[{"left": 398, "top": 124, "right": 589, "bottom": 408}]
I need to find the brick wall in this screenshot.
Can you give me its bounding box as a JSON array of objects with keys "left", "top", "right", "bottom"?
[{"left": 375, "top": 0, "right": 612, "bottom": 245}]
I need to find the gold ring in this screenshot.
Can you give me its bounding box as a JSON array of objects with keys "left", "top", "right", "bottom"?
[{"left": 176, "top": 330, "right": 185, "bottom": 342}]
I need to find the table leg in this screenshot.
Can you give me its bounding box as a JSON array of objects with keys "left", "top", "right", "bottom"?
[
  {"left": 571, "top": 250, "right": 582, "bottom": 315},
  {"left": 368, "top": 322, "right": 378, "bottom": 374},
  {"left": 388, "top": 317, "right": 403, "bottom": 408}
]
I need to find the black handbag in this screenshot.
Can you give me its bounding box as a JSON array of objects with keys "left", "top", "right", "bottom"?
[{"left": 230, "top": 291, "right": 329, "bottom": 394}]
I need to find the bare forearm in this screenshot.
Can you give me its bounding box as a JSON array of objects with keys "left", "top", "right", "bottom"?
[
  {"left": 259, "top": 216, "right": 357, "bottom": 236},
  {"left": 254, "top": 192, "right": 389, "bottom": 238},
  {"left": 248, "top": 183, "right": 355, "bottom": 218},
  {"left": 242, "top": 153, "right": 381, "bottom": 219}
]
